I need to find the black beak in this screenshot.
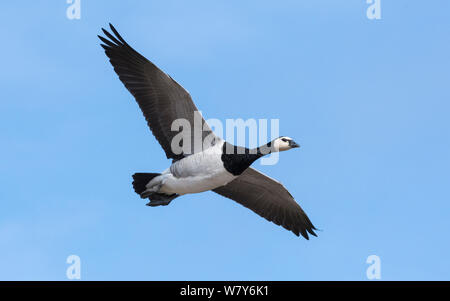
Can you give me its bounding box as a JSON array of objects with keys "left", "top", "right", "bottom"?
[{"left": 289, "top": 140, "right": 300, "bottom": 148}]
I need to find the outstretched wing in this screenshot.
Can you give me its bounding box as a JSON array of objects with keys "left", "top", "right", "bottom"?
[
  {"left": 213, "top": 167, "right": 317, "bottom": 239},
  {"left": 98, "top": 24, "right": 215, "bottom": 160}
]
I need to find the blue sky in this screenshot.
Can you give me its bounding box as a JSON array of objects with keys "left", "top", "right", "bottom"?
[{"left": 0, "top": 1, "right": 449, "bottom": 280}]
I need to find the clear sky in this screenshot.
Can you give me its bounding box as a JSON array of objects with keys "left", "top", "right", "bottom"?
[{"left": 0, "top": 1, "right": 449, "bottom": 280}]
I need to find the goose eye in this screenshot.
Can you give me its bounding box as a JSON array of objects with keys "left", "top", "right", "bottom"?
[{"left": 281, "top": 138, "right": 288, "bottom": 142}]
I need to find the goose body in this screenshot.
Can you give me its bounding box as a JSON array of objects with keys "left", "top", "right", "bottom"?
[
  {"left": 150, "top": 139, "right": 237, "bottom": 195},
  {"left": 98, "top": 24, "right": 318, "bottom": 239}
]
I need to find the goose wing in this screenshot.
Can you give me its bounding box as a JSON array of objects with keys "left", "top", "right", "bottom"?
[
  {"left": 98, "top": 24, "right": 215, "bottom": 160},
  {"left": 213, "top": 167, "right": 317, "bottom": 239}
]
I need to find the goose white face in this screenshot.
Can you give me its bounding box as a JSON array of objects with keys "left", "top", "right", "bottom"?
[{"left": 273, "top": 136, "right": 300, "bottom": 152}]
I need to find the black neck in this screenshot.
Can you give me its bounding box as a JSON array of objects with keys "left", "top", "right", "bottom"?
[
  {"left": 221, "top": 142, "right": 272, "bottom": 176},
  {"left": 253, "top": 141, "right": 273, "bottom": 157}
]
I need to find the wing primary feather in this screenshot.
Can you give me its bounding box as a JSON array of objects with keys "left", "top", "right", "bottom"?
[
  {"left": 109, "top": 23, "right": 129, "bottom": 45},
  {"left": 98, "top": 35, "right": 117, "bottom": 48},
  {"left": 213, "top": 167, "right": 317, "bottom": 239},
  {"left": 102, "top": 28, "right": 122, "bottom": 46}
]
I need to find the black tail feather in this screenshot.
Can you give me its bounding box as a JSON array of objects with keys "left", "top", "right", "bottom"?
[
  {"left": 146, "top": 193, "right": 179, "bottom": 207},
  {"left": 132, "top": 173, "right": 161, "bottom": 195}
]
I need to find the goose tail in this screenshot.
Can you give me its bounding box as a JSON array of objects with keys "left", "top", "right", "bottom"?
[
  {"left": 132, "top": 173, "right": 161, "bottom": 195},
  {"left": 132, "top": 173, "right": 179, "bottom": 206}
]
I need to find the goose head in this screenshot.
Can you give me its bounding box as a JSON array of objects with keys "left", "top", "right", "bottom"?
[{"left": 271, "top": 136, "right": 300, "bottom": 152}]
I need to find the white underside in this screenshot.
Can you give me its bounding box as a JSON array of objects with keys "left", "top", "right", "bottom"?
[
  {"left": 157, "top": 170, "right": 236, "bottom": 195},
  {"left": 145, "top": 140, "right": 237, "bottom": 195}
]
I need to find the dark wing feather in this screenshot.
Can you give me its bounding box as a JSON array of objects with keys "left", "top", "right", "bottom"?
[
  {"left": 213, "top": 167, "right": 317, "bottom": 239},
  {"left": 98, "top": 24, "right": 214, "bottom": 160}
]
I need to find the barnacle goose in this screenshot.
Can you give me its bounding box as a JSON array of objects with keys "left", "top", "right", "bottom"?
[{"left": 98, "top": 24, "right": 317, "bottom": 239}]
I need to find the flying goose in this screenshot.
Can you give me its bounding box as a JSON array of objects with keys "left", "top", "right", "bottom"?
[{"left": 98, "top": 24, "right": 317, "bottom": 239}]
